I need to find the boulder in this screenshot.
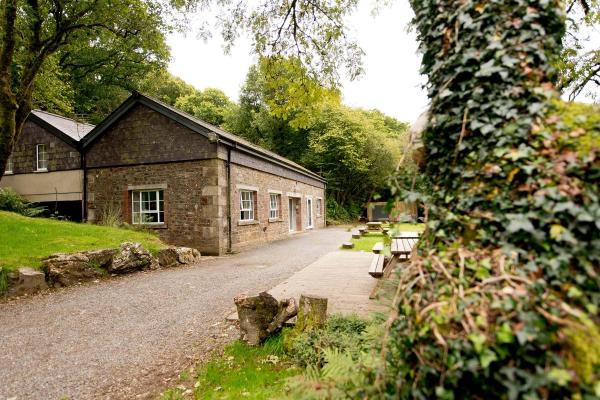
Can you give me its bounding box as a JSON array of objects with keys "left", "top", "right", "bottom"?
[
  {"left": 157, "top": 247, "right": 201, "bottom": 268},
  {"left": 43, "top": 251, "right": 113, "bottom": 287},
  {"left": 6, "top": 267, "right": 48, "bottom": 296},
  {"left": 110, "top": 242, "right": 156, "bottom": 274},
  {"left": 157, "top": 248, "right": 179, "bottom": 268},
  {"left": 175, "top": 247, "right": 201, "bottom": 264}
]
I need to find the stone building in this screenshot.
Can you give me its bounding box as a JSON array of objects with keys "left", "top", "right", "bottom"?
[
  {"left": 0, "top": 110, "right": 94, "bottom": 220},
  {"left": 82, "top": 92, "right": 326, "bottom": 255}
]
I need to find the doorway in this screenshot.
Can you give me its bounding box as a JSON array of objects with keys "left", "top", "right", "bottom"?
[{"left": 289, "top": 197, "right": 300, "bottom": 232}]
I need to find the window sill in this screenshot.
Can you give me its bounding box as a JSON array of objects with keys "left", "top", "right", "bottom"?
[
  {"left": 4, "top": 172, "right": 13, "bottom": 175},
  {"left": 238, "top": 220, "right": 259, "bottom": 226},
  {"left": 268, "top": 218, "right": 284, "bottom": 223},
  {"left": 133, "top": 223, "right": 168, "bottom": 229},
  {"left": 34, "top": 169, "right": 48, "bottom": 173}
]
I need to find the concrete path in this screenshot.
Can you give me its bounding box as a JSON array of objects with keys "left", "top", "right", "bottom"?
[
  {"left": 0, "top": 228, "right": 348, "bottom": 400},
  {"left": 269, "top": 251, "right": 386, "bottom": 316}
]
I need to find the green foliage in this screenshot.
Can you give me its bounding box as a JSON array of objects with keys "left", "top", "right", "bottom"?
[
  {"left": 287, "top": 314, "right": 379, "bottom": 368},
  {"left": 224, "top": 59, "right": 410, "bottom": 217},
  {"left": 161, "top": 332, "right": 299, "bottom": 400},
  {"left": 325, "top": 197, "right": 360, "bottom": 223},
  {"left": 365, "top": 0, "right": 600, "bottom": 399},
  {"left": 0, "top": 211, "right": 165, "bottom": 273},
  {"left": 557, "top": 0, "right": 600, "bottom": 101},
  {"left": 0, "top": 188, "right": 46, "bottom": 217},
  {"left": 284, "top": 315, "right": 384, "bottom": 399},
  {"left": 175, "top": 88, "right": 233, "bottom": 126},
  {"left": 137, "top": 69, "right": 197, "bottom": 107}
]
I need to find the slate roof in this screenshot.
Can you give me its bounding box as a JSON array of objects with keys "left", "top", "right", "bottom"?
[
  {"left": 30, "top": 110, "right": 95, "bottom": 142},
  {"left": 83, "top": 92, "right": 326, "bottom": 183}
]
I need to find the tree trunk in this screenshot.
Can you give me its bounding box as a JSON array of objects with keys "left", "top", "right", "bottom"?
[
  {"left": 295, "top": 294, "right": 328, "bottom": 332},
  {"left": 234, "top": 292, "right": 298, "bottom": 346}
]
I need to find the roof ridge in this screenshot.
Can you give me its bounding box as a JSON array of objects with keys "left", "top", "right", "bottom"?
[{"left": 32, "top": 109, "right": 95, "bottom": 127}]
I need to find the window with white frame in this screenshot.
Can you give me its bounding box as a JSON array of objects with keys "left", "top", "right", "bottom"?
[
  {"left": 5, "top": 155, "right": 13, "bottom": 174},
  {"left": 307, "top": 198, "right": 313, "bottom": 228},
  {"left": 36, "top": 144, "right": 48, "bottom": 171},
  {"left": 131, "top": 189, "right": 164, "bottom": 224},
  {"left": 240, "top": 190, "right": 255, "bottom": 221},
  {"left": 316, "top": 198, "right": 322, "bottom": 217},
  {"left": 269, "top": 193, "right": 281, "bottom": 219}
]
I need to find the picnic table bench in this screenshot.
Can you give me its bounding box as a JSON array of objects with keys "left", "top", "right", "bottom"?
[
  {"left": 372, "top": 242, "right": 384, "bottom": 254},
  {"left": 368, "top": 253, "right": 385, "bottom": 277}
]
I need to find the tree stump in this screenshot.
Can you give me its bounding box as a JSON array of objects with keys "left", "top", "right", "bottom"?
[
  {"left": 234, "top": 292, "right": 298, "bottom": 346},
  {"left": 295, "top": 294, "right": 328, "bottom": 332}
]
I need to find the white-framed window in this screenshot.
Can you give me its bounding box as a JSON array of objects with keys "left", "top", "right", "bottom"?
[
  {"left": 316, "top": 198, "right": 322, "bottom": 217},
  {"left": 307, "top": 198, "right": 313, "bottom": 228},
  {"left": 131, "top": 189, "right": 164, "bottom": 224},
  {"left": 36, "top": 144, "right": 48, "bottom": 171},
  {"left": 240, "top": 190, "right": 255, "bottom": 221},
  {"left": 5, "top": 155, "right": 13, "bottom": 174},
  {"left": 269, "top": 193, "right": 281, "bottom": 219}
]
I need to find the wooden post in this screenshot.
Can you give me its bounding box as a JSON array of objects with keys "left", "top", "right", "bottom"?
[{"left": 295, "top": 294, "right": 328, "bottom": 332}]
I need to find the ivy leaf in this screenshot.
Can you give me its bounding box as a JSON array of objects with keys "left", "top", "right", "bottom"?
[
  {"left": 480, "top": 349, "right": 497, "bottom": 368},
  {"left": 496, "top": 322, "right": 514, "bottom": 344},
  {"left": 550, "top": 224, "right": 565, "bottom": 239},
  {"left": 506, "top": 214, "right": 535, "bottom": 233},
  {"left": 469, "top": 332, "right": 487, "bottom": 354},
  {"left": 548, "top": 368, "right": 572, "bottom": 386}
]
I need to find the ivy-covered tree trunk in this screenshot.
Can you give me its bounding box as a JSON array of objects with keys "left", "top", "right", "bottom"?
[{"left": 379, "top": 1, "right": 600, "bottom": 398}]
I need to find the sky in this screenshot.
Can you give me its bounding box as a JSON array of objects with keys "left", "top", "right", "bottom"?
[{"left": 166, "top": 1, "right": 429, "bottom": 123}]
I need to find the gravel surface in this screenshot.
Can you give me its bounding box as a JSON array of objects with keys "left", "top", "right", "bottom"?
[{"left": 0, "top": 227, "right": 349, "bottom": 400}]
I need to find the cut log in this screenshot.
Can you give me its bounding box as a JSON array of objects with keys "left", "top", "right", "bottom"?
[
  {"left": 234, "top": 292, "right": 298, "bottom": 346},
  {"left": 267, "top": 297, "right": 297, "bottom": 334},
  {"left": 342, "top": 242, "right": 354, "bottom": 249},
  {"left": 295, "top": 295, "right": 328, "bottom": 332},
  {"left": 351, "top": 231, "right": 361, "bottom": 239}
]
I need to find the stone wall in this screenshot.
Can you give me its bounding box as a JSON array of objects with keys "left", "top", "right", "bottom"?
[
  {"left": 85, "top": 103, "right": 217, "bottom": 168},
  {"left": 224, "top": 161, "right": 326, "bottom": 253},
  {"left": 86, "top": 159, "right": 222, "bottom": 255},
  {"left": 8, "top": 120, "right": 81, "bottom": 174}
]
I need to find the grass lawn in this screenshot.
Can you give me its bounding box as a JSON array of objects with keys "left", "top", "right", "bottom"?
[
  {"left": 161, "top": 333, "right": 299, "bottom": 400},
  {"left": 344, "top": 232, "right": 391, "bottom": 256},
  {"left": 341, "top": 223, "right": 425, "bottom": 255},
  {"left": 0, "top": 211, "right": 166, "bottom": 271}
]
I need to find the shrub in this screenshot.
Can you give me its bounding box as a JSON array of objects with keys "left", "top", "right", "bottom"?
[
  {"left": 0, "top": 188, "right": 46, "bottom": 217},
  {"left": 288, "top": 314, "right": 380, "bottom": 368}
]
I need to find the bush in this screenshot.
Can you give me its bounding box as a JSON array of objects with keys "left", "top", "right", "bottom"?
[
  {"left": 325, "top": 197, "right": 362, "bottom": 224},
  {"left": 288, "top": 314, "right": 380, "bottom": 368},
  {"left": 0, "top": 188, "right": 46, "bottom": 217}
]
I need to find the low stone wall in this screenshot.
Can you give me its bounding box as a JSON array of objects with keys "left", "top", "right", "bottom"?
[{"left": 1, "top": 243, "right": 202, "bottom": 298}]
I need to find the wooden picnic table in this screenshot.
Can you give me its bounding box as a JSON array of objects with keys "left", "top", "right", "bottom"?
[
  {"left": 391, "top": 237, "right": 418, "bottom": 257},
  {"left": 390, "top": 231, "right": 421, "bottom": 239}
]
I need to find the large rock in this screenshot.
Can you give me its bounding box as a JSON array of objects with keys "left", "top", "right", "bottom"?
[
  {"left": 157, "top": 247, "right": 201, "bottom": 268},
  {"left": 175, "top": 247, "right": 201, "bottom": 264},
  {"left": 43, "top": 249, "right": 115, "bottom": 287},
  {"left": 110, "top": 242, "right": 156, "bottom": 274},
  {"left": 157, "top": 248, "right": 179, "bottom": 268},
  {"left": 6, "top": 267, "right": 48, "bottom": 296}
]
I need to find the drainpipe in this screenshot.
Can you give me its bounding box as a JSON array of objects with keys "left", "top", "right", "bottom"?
[
  {"left": 226, "top": 146, "right": 232, "bottom": 253},
  {"left": 81, "top": 151, "right": 87, "bottom": 222}
]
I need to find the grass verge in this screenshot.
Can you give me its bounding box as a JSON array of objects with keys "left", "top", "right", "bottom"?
[
  {"left": 0, "top": 211, "right": 166, "bottom": 272},
  {"left": 161, "top": 332, "right": 300, "bottom": 400}
]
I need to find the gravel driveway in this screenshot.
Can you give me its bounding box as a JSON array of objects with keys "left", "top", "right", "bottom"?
[{"left": 0, "top": 227, "right": 349, "bottom": 400}]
